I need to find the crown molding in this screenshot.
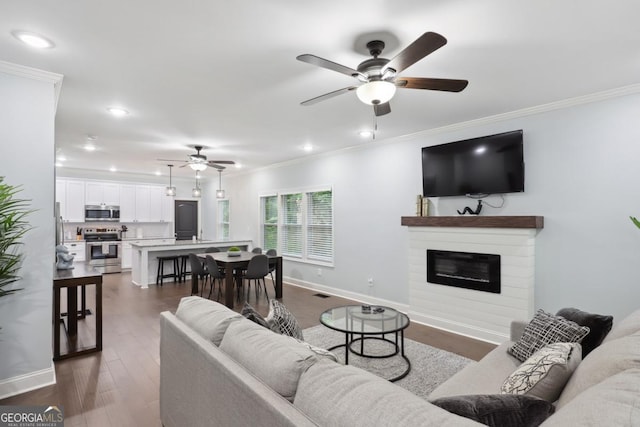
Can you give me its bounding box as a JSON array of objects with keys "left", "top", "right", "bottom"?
[{"left": 0, "top": 60, "right": 64, "bottom": 112}]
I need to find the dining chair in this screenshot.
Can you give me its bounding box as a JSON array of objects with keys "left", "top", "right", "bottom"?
[
  {"left": 251, "top": 247, "right": 263, "bottom": 254},
  {"left": 189, "top": 253, "right": 209, "bottom": 297},
  {"left": 240, "top": 254, "right": 270, "bottom": 302},
  {"left": 204, "top": 255, "right": 225, "bottom": 301},
  {"left": 266, "top": 249, "right": 277, "bottom": 291}
]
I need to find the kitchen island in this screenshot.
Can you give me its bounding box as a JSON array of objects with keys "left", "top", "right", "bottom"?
[{"left": 130, "top": 239, "right": 252, "bottom": 288}]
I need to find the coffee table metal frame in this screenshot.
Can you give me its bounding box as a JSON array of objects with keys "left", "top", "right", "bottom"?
[{"left": 319, "top": 305, "right": 411, "bottom": 382}]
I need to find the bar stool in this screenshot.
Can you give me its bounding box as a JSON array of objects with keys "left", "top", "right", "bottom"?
[{"left": 156, "top": 255, "right": 180, "bottom": 286}]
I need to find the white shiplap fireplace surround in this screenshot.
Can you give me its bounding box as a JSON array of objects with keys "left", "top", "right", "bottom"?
[{"left": 402, "top": 216, "right": 544, "bottom": 344}]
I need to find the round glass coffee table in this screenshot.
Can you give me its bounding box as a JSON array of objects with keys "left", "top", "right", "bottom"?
[{"left": 319, "top": 305, "right": 411, "bottom": 381}]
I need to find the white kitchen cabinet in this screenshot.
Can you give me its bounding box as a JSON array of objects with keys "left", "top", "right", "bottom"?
[
  {"left": 135, "top": 186, "right": 151, "bottom": 222},
  {"left": 85, "top": 181, "right": 120, "bottom": 206},
  {"left": 162, "top": 195, "right": 174, "bottom": 223},
  {"left": 148, "top": 186, "right": 163, "bottom": 222},
  {"left": 119, "top": 184, "right": 137, "bottom": 222},
  {"left": 63, "top": 241, "right": 86, "bottom": 262},
  {"left": 56, "top": 179, "right": 85, "bottom": 222}
]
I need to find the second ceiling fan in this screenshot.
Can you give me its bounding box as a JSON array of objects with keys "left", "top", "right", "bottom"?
[
  {"left": 158, "top": 146, "right": 235, "bottom": 171},
  {"left": 297, "top": 32, "right": 468, "bottom": 116}
]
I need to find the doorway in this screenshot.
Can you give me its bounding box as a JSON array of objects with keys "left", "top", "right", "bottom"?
[{"left": 174, "top": 200, "right": 198, "bottom": 240}]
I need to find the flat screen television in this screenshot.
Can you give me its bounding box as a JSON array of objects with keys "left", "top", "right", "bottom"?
[{"left": 421, "top": 130, "right": 524, "bottom": 197}]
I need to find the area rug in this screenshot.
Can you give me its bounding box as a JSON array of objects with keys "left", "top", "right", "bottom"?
[{"left": 302, "top": 324, "right": 472, "bottom": 399}]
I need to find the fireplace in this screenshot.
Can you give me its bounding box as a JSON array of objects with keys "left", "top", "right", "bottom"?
[{"left": 427, "top": 250, "right": 501, "bottom": 293}]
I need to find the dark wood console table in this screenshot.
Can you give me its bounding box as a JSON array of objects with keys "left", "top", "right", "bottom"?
[{"left": 53, "top": 263, "right": 103, "bottom": 361}]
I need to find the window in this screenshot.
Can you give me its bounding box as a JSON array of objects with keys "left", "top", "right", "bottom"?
[
  {"left": 217, "top": 199, "right": 229, "bottom": 240},
  {"left": 261, "top": 189, "right": 333, "bottom": 265},
  {"left": 261, "top": 195, "right": 278, "bottom": 251},
  {"left": 307, "top": 190, "right": 332, "bottom": 262},
  {"left": 281, "top": 193, "right": 303, "bottom": 257}
]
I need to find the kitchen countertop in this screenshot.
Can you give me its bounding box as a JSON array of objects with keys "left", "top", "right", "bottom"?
[{"left": 130, "top": 239, "right": 248, "bottom": 248}]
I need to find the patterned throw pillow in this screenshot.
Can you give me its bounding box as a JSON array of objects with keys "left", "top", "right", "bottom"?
[
  {"left": 241, "top": 302, "right": 270, "bottom": 329},
  {"left": 266, "top": 300, "right": 304, "bottom": 341},
  {"left": 508, "top": 310, "right": 589, "bottom": 362},
  {"left": 501, "top": 343, "right": 582, "bottom": 402}
]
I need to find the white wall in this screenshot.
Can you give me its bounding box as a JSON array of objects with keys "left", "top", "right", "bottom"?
[
  {"left": 224, "top": 88, "right": 640, "bottom": 327},
  {"left": 0, "top": 66, "right": 62, "bottom": 397}
]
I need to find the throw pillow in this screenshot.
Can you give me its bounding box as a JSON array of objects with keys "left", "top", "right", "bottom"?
[
  {"left": 501, "top": 342, "right": 582, "bottom": 402},
  {"left": 430, "top": 394, "right": 555, "bottom": 427},
  {"left": 508, "top": 309, "right": 589, "bottom": 362},
  {"left": 266, "top": 299, "right": 304, "bottom": 341},
  {"left": 240, "top": 302, "right": 270, "bottom": 329},
  {"left": 556, "top": 307, "right": 613, "bottom": 356}
]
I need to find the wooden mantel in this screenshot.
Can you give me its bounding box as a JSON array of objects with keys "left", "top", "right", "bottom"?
[{"left": 401, "top": 216, "right": 544, "bottom": 229}]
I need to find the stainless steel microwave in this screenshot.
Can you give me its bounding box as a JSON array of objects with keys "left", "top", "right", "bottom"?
[{"left": 84, "top": 205, "right": 120, "bottom": 222}]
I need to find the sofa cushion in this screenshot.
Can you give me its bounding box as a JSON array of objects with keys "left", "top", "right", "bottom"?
[
  {"left": 508, "top": 310, "right": 589, "bottom": 362},
  {"left": 174, "top": 296, "right": 243, "bottom": 346},
  {"left": 556, "top": 307, "right": 613, "bottom": 356},
  {"left": 430, "top": 394, "right": 555, "bottom": 427},
  {"left": 540, "top": 369, "right": 640, "bottom": 426},
  {"left": 266, "top": 299, "right": 304, "bottom": 340},
  {"left": 501, "top": 343, "right": 581, "bottom": 402},
  {"left": 602, "top": 308, "right": 640, "bottom": 343},
  {"left": 219, "top": 318, "right": 318, "bottom": 402},
  {"left": 556, "top": 331, "right": 640, "bottom": 409},
  {"left": 295, "top": 359, "right": 482, "bottom": 426},
  {"left": 430, "top": 342, "right": 522, "bottom": 400}
]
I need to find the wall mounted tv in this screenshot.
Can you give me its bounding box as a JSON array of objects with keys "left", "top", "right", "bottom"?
[{"left": 421, "top": 130, "right": 524, "bottom": 197}]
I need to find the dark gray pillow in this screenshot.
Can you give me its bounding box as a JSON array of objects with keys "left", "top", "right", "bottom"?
[
  {"left": 430, "top": 394, "right": 555, "bottom": 427},
  {"left": 240, "top": 302, "right": 270, "bottom": 329},
  {"left": 556, "top": 307, "right": 613, "bottom": 356},
  {"left": 508, "top": 309, "right": 590, "bottom": 362}
]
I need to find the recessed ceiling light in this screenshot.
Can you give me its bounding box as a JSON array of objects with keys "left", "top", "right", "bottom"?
[
  {"left": 359, "top": 130, "right": 374, "bottom": 138},
  {"left": 109, "top": 167, "right": 117, "bottom": 172},
  {"left": 303, "top": 143, "right": 313, "bottom": 152},
  {"left": 84, "top": 144, "right": 96, "bottom": 151},
  {"left": 56, "top": 155, "right": 66, "bottom": 162},
  {"left": 107, "top": 107, "right": 129, "bottom": 117},
  {"left": 11, "top": 30, "right": 55, "bottom": 49},
  {"left": 234, "top": 163, "right": 242, "bottom": 169},
  {"left": 155, "top": 171, "right": 162, "bottom": 176},
  {"left": 55, "top": 162, "right": 63, "bottom": 167}
]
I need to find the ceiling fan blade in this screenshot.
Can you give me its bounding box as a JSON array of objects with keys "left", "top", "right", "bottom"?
[
  {"left": 382, "top": 32, "right": 447, "bottom": 75},
  {"left": 301, "top": 86, "right": 358, "bottom": 106},
  {"left": 208, "top": 160, "right": 235, "bottom": 165},
  {"left": 297, "top": 54, "right": 363, "bottom": 79},
  {"left": 208, "top": 164, "right": 226, "bottom": 170},
  {"left": 157, "top": 158, "right": 188, "bottom": 163},
  {"left": 373, "top": 102, "right": 391, "bottom": 116},
  {"left": 396, "top": 77, "right": 468, "bottom": 92}
]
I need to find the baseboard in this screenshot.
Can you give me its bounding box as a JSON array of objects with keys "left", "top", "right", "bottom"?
[
  {"left": 284, "top": 277, "right": 505, "bottom": 345},
  {"left": 0, "top": 364, "right": 56, "bottom": 400}
]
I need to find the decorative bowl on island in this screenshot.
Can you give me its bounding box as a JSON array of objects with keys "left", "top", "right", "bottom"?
[{"left": 227, "top": 247, "right": 241, "bottom": 257}]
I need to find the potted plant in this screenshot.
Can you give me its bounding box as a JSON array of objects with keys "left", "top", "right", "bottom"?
[
  {"left": 631, "top": 216, "right": 640, "bottom": 230},
  {"left": 0, "top": 177, "right": 32, "bottom": 302},
  {"left": 227, "top": 246, "right": 241, "bottom": 257}
]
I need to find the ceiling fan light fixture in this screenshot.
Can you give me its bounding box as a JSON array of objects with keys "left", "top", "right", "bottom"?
[
  {"left": 356, "top": 81, "right": 396, "bottom": 105},
  {"left": 189, "top": 162, "right": 207, "bottom": 171}
]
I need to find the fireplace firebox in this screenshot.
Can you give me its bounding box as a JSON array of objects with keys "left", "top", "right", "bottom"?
[{"left": 427, "top": 250, "right": 501, "bottom": 293}]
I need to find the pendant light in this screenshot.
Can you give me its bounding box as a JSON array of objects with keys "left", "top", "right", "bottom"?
[
  {"left": 216, "top": 169, "right": 225, "bottom": 199},
  {"left": 165, "top": 165, "right": 176, "bottom": 196},
  {"left": 192, "top": 170, "right": 202, "bottom": 198}
]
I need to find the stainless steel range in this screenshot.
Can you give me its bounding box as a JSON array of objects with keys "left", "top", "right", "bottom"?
[{"left": 84, "top": 227, "right": 122, "bottom": 273}]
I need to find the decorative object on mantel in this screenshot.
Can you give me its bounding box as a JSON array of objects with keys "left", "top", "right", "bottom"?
[
  {"left": 401, "top": 215, "right": 544, "bottom": 229},
  {"left": 55, "top": 244, "right": 75, "bottom": 270},
  {"left": 415, "top": 195, "right": 429, "bottom": 217},
  {"left": 457, "top": 199, "right": 483, "bottom": 215},
  {"left": 227, "top": 246, "right": 241, "bottom": 257}
]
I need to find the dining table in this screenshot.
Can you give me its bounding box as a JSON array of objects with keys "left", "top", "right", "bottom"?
[{"left": 194, "top": 251, "right": 283, "bottom": 309}]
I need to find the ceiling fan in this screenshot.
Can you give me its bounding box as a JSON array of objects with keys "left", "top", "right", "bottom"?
[
  {"left": 297, "top": 32, "right": 468, "bottom": 116},
  {"left": 158, "top": 146, "right": 235, "bottom": 171}
]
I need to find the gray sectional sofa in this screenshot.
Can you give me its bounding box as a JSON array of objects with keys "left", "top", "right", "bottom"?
[{"left": 160, "top": 297, "right": 640, "bottom": 426}]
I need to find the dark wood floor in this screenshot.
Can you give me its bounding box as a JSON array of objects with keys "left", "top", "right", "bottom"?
[{"left": 0, "top": 271, "right": 495, "bottom": 426}]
